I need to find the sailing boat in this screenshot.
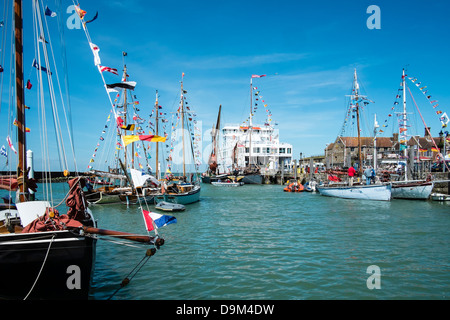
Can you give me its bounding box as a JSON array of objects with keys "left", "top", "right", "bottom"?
[
  {"left": 317, "top": 70, "right": 392, "bottom": 201},
  {"left": 83, "top": 58, "right": 164, "bottom": 205},
  {"left": 202, "top": 105, "right": 231, "bottom": 183},
  {"left": 388, "top": 69, "right": 434, "bottom": 200},
  {"left": 157, "top": 74, "right": 200, "bottom": 205},
  {"left": 0, "top": 1, "right": 162, "bottom": 299},
  {"left": 240, "top": 76, "right": 264, "bottom": 184}
]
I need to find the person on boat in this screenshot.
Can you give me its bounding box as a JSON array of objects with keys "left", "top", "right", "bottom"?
[
  {"left": 348, "top": 165, "right": 356, "bottom": 186},
  {"left": 370, "top": 167, "right": 376, "bottom": 184},
  {"left": 363, "top": 166, "right": 373, "bottom": 185}
]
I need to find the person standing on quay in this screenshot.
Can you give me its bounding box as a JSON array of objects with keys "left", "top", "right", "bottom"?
[{"left": 348, "top": 165, "right": 356, "bottom": 186}]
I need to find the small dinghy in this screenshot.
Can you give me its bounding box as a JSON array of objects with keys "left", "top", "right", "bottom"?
[
  {"left": 430, "top": 193, "right": 450, "bottom": 201},
  {"left": 155, "top": 201, "right": 186, "bottom": 212}
]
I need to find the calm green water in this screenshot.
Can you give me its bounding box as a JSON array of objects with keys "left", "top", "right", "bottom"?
[{"left": 3, "top": 182, "right": 449, "bottom": 300}]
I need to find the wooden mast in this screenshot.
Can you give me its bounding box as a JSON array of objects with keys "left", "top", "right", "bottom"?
[{"left": 15, "top": 0, "right": 28, "bottom": 202}]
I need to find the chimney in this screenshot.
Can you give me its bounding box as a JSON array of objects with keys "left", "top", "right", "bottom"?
[
  {"left": 392, "top": 133, "right": 399, "bottom": 142},
  {"left": 424, "top": 127, "right": 431, "bottom": 137}
]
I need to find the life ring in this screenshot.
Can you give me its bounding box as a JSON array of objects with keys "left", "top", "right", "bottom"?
[{"left": 435, "top": 153, "right": 443, "bottom": 162}]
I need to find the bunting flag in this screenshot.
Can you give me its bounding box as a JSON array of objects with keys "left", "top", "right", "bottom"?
[
  {"left": 26, "top": 79, "right": 32, "bottom": 89},
  {"left": 121, "top": 124, "right": 135, "bottom": 131},
  {"left": 89, "top": 42, "right": 101, "bottom": 66},
  {"left": 142, "top": 210, "right": 177, "bottom": 232},
  {"left": 13, "top": 119, "right": 30, "bottom": 132},
  {"left": 0, "top": 145, "right": 7, "bottom": 158},
  {"left": 45, "top": 6, "right": 57, "bottom": 17},
  {"left": 106, "top": 81, "right": 136, "bottom": 91},
  {"left": 99, "top": 65, "right": 118, "bottom": 75},
  {"left": 407, "top": 76, "right": 448, "bottom": 128},
  {"left": 122, "top": 134, "right": 166, "bottom": 146},
  {"left": 6, "top": 136, "right": 16, "bottom": 154},
  {"left": 32, "top": 59, "right": 51, "bottom": 75},
  {"left": 84, "top": 11, "right": 98, "bottom": 24},
  {"left": 74, "top": 5, "right": 86, "bottom": 19}
]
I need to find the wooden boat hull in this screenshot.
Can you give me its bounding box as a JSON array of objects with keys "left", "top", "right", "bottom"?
[
  {"left": 85, "top": 190, "right": 155, "bottom": 205},
  {"left": 156, "top": 185, "right": 201, "bottom": 205},
  {"left": 317, "top": 184, "right": 392, "bottom": 201},
  {"left": 391, "top": 181, "right": 434, "bottom": 200},
  {"left": 0, "top": 229, "right": 96, "bottom": 300}
]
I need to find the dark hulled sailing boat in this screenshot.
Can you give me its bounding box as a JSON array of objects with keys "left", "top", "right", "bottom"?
[{"left": 0, "top": 0, "right": 162, "bottom": 300}]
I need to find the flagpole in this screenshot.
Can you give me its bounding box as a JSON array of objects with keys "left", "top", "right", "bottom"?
[
  {"left": 155, "top": 90, "right": 159, "bottom": 180},
  {"left": 402, "top": 68, "right": 408, "bottom": 181},
  {"left": 249, "top": 77, "right": 252, "bottom": 168},
  {"left": 181, "top": 73, "right": 186, "bottom": 177}
]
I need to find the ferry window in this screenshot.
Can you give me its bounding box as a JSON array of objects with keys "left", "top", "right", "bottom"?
[
  {"left": 266, "top": 147, "right": 270, "bottom": 153},
  {"left": 279, "top": 148, "right": 285, "bottom": 154},
  {"left": 245, "top": 148, "right": 249, "bottom": 153},
  {"left": 287, "top": 148, "right": 291, "bottom": 154}
]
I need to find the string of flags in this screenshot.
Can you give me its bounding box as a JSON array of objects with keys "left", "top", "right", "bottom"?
[
  {"left": 165, "top": 80, "right": 202, "bottom": 175},
  {"left": 241, "top": 75, "right": 278, "bottom": 129},
  {"left": 376, "top": 72, "right": 448, "bottom": 153},
  {"left": 340, "top": 83, "right": 372, "bottom": 137},
  {"left": 407, "top": 76, "right": 448, "bottom": 129}
]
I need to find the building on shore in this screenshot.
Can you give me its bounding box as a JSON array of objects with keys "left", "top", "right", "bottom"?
[
  {"left": 324, "top": 127, "right": 448, "bottom": 172},
  {"left": 220, "top": 124, "right": 293, "bottom": 174}
]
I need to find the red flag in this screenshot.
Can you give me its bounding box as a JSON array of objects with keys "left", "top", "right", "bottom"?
[
  {"left": 26, "top": 79, "right": 32, "bottom": 89},
  {"left": 99, "top": 65, "right": 118, "bottom": 75},
  {"left": 251, "top": 74, "right": 266, "bottom": 78},
  {"left": 142, "top": 210, "right": 155, "bottom": 231}
]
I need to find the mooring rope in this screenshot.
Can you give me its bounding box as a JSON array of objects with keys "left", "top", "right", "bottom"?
[
  {"left": 107, "top": 248, "right": 156, "bottom": 300},
  {"left": 23, "top": 233, "right": 56, "bottom": 300}
]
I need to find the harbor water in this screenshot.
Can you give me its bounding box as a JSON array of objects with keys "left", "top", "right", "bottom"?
[{"left": 3, "top": 182, "right": 449, "bottom": 300}]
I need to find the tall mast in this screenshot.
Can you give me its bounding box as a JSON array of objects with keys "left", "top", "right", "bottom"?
[
  {"left": 402, "top": 68, "right": 408, "bottom": 181},
  {"left": 155, "top": 90, "right": 159, "bottom": 180},
  {"left": 181, "top": 75, "right": 186, "bottom": 177},
  {"left": 249, "top": 77, "right": 253, "bottom": 168},
  {"left": 15, "top": 0, "right": 27, "bottom": 202},
  {"left": 122, "top": 65, "right": 127, "bottom": 169},
  {"left": 354, "top": 69, "right": 363, "bottom": 175},
  {"left": 373, "top": 114, "right": 379, "bottom": 172}
]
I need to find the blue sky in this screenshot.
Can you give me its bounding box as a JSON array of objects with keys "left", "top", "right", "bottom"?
[{"left": 2, "top": 0, "right": 450, "bottom": 172}]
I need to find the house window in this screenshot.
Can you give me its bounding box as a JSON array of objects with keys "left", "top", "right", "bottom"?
[
  {"left": 279, "top": 148, "right": 286, "bottom": 154},
  {"left": 287, "top": 148, "right": 292, "bottom": 154},
  {"left": 245, "top": 148, "right": 249, "bottom": 153}
]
